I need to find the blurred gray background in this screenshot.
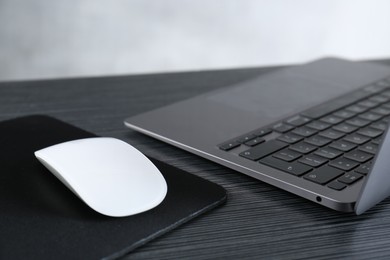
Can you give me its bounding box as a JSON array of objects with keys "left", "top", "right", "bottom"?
[{"left": 0, "top": 0, "right": 390, "bottom": 81}]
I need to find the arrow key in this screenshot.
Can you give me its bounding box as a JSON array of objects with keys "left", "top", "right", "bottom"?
[
  {"left": 303, "top": 166, "right": 344, "bottom": 185},
  {"left": 260, "top": 156, "right": 312, "bottom": 176}
]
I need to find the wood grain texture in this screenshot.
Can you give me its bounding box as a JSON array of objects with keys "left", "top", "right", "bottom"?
[{"left": 1, "top": 60, "right": 390, "bottom": 259}]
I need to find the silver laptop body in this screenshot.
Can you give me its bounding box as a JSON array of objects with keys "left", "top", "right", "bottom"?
[{"left": 124, "top": 58, "right": 390, "bottom": 214}]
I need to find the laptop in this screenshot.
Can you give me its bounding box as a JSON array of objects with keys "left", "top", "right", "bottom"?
[{"left": 124, "top": 58, "right": 390, "bottom": 214}]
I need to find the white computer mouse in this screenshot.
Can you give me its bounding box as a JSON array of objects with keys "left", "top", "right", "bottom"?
[{"left": 34, "top": 137, "right": 167, "bottom": 217}]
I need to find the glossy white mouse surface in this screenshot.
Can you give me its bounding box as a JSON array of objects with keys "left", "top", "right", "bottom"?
[{"left": 34, "top": 137, "right": 167, "bottom": 217}]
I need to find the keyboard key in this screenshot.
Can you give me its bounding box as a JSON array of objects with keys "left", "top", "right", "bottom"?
[
  {"left": 320, "top": 115, "right": 343, "bottom": 125},
  {"left": 219, "top": 141, "right": 240, "bottom": 151},
  {"left": 289, "top": 142, "right": 317, "bottom": 154},
  {"left": 357, "top": 127, "right": 383, "bottom": 138},
  {"left": 292, "top": 126, "right": 317, "bottom": 137},
  {"left": 299, "top": 155, "right": 328, "bottom": 167},
  {"left": 378, "top": 106, "right": 390, "bottom": 117},
  {"left": 306, "top": 121, "right": 331, "bottom": 131},
  {"left": 369, "top": 95, "right": 389, "bottom": 103},
  {"left": 328, "top": 181, "right": 347, "bottom": 191},
  {"left": 272, "top": 122, "right": 294, "bottom": 133},
  {"left": 329, "top": 158, "right": 359, "bottom": 171},
  {"left": 358, "top": 112, "right": 382, "bottom": 121},
  {"left": 382, "top": 116, "right": 390, "bottom": 122},
  {"left": 245, "top": 137, "right": 265, "bottom": 147},
  {"left": 358, "top": 142, "right": 378, "bottom": 154},
  {"left": 333, "top": 110, "right": 356, "bottom": 119},
  {"left": 319, "top": 129, "right": 345, "bottom": 140},
  {"left": 344, "top": 150, "right": 373, "bottom": 163},
  {"left": 346, "top": 117, "right": 370, "bottom": 127},
  {"left": 382, "top": 90, "right": 390, "bottom": 98},
  {"left": 332, "top": 123, "right": 358, "bottom": 133},
  {"left": 253, "top": 128, "right": 272, "bottom": 137},
  {"left": 277, "top": 132, "right": 303, "bottom": 144},
  {"left": 370, "top": 121, "right": 388, "bottom": 131},
  {"left": 329, "top": 140, "right": 357, "bottom": 152},
  {"left": 303, "top": 166, "right": 344, "bottom": 185},
  {"left": 273, "top": 149, "right": 302, "bottom": 162},
  {"left": 355, "top": 163, "right": 371, "bottom": 175},
  {"left": 285, "top": 115, "right": 311, "bottom": 126},
  {"left": 305, "top": 135, "right": 332, "bottom": 147},
  {"left": 358, "top": 100, "right": 379, "bottom": 108},
  {"left": 260, "top": 156, "right": 312, "bottom": 176},
  {"left": 372, "top": 136, "right": 383, "bottom": 145},
  {"left": 314, "top": 147, "right": 342, "bottom": 159},
  {"left": 346, "top": 105, "right": 368, "bottom": 113},
  {"left": 239, "top": 140, "right": 288, "bottom": 161},
  {"left": 344, "top": 133, "right": 370, "bottom": 145},
  {"left": 371, "top": 107, "right": 390, "bottom": 116},
  {"left": 338, "top": 172, "right": 363, "bottom": 185},
  {"left": 236, "top": 134, "right": 257, "bottom": 144}
]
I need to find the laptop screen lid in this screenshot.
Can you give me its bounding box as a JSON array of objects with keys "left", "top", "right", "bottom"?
[{"left": 355, "top": 124, "right": 390, "bottom": 214}]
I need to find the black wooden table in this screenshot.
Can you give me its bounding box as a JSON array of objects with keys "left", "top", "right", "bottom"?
[{"left": 2, "top": 59, "right": 390, "bottom": 259}]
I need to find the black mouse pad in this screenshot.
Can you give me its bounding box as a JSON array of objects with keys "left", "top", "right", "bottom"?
[{"left": 0, "top": 115, "right": 227, "bottom": 259}]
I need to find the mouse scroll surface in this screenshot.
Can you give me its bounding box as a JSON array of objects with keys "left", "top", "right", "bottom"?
[{"left": 34, "top": 137, "right": 167, "bottom": 217}]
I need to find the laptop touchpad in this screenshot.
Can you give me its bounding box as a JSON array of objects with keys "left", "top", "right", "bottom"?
[{"left": 208, "top": 72, "right": 357, "bottom": 124}]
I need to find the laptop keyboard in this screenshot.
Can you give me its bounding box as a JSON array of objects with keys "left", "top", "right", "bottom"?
[{"left": 218, "top": 77, "right": 390, "bottom": 191}]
